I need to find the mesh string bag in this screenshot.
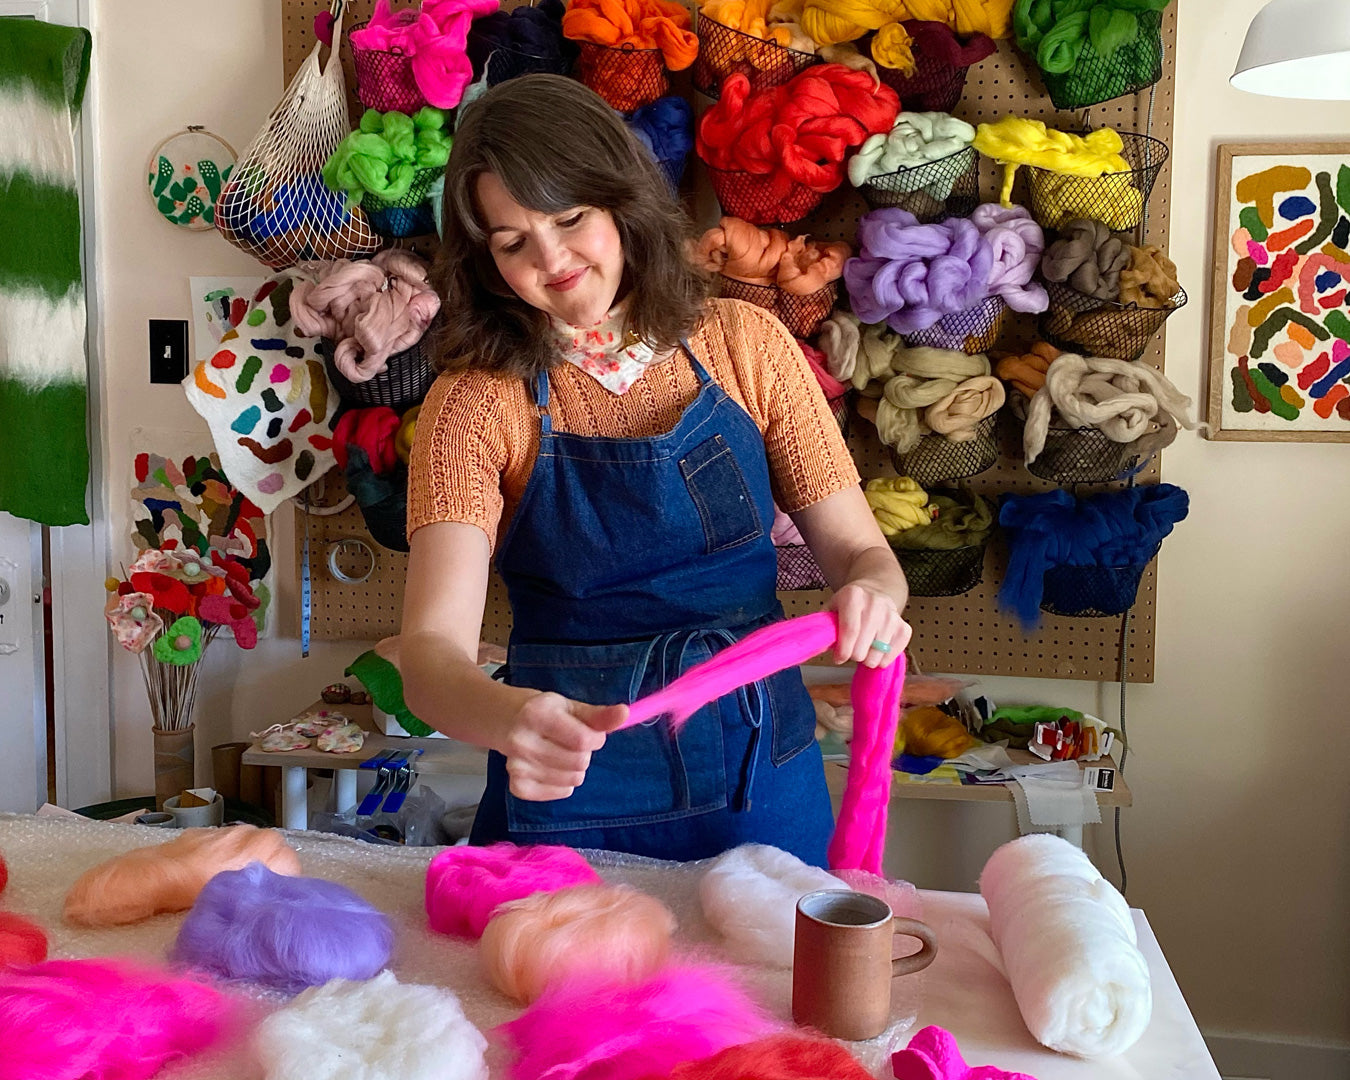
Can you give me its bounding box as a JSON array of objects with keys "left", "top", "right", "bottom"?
[
  {"left": 693, "top": 14, "right": 819, "bottom": 99},
  {"left": 216, "top": 8, "right": 379, "bottom": 268}
]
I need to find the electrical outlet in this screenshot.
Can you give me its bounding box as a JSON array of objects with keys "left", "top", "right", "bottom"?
[{"left": 149, "top": 319, "right": 189, "bottom": 384}]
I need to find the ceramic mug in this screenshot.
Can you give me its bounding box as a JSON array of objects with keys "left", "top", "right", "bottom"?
[{"left": 792, "top": 888, "right": 938, "bottom": 1041}]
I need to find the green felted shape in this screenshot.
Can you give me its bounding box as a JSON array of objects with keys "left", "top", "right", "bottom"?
[
  {"left": 152, "top": 616, "right": 203, "bottom": 666},
  {"left": 345, "top": 649, "right": 434, "bottom": 737}
]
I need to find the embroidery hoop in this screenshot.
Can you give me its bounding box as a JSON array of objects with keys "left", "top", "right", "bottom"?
[{"left": 146, "top": 126, "right": 237, "bottom": 231}]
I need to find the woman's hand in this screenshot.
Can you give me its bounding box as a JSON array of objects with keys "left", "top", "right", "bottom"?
[
  {"left": 829, "top": 579, "right": 912, "bottom": 668},
  {"left": 503, "top": 693, "right": 630, "bottom": 801}
]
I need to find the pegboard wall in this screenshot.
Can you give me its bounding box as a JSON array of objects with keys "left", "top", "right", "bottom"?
[{"left": 286, "top": 1, "right": 1178, "bottom": 682}]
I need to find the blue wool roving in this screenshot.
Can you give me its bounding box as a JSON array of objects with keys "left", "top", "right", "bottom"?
[
  {"left": 997, "top": 484, "right": 1188, "bottom": 628},
  {"left": 172, "top": 862, "right": 393, "bottom": 993},
  {"left": 627, "top": 96, "right": 693, "bottom": 170}
]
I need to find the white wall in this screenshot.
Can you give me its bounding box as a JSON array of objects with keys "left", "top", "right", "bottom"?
[{"left": 84, "top": 0, "right": 1348, "bottom": 1050}]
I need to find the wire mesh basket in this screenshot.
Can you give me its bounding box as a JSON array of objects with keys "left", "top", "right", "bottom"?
[
  {"left": 1039, "top": 544, "right": 1158, "bottom": 618},
  {"left": 350, "top": 21, "right": 429, "bottom": 114},
  {"left": 693, "top": 14, "right": 819, "bottom": 99},
  {"left": 576, "top": 42, "right": 669, "bottom": 111},
  {"left": 859, "top": 145, "right": 980, "bottom": 221},
  {"left": 1026, "top": 424, "right": 1139, "bottom": 484},
  {"left": 361, "top": 167, "right": 442, "bottom": 239},
  {"left": 469, "top": 31, "right": 576, "bottom": 86},
  {"left": 902, "top": 294, "right": 1007, "bottom": 354},
  {"left": 889, "top": 412, "right": 998, "bottom": 486},
  {"left": 713, "top": 277, "right": 838, "bottom": 338},
  {"left": 1039, "top": 280, "right": 1187, "bottom": 362},
  {"left": 1038, "top": 9, "right": 1164, "bottom": 111},
  {"left": 705, "top": 165, "right": 826, "bottom": 226},
  {"left": 896, "top": 542, "right": 987, "bottom": 597},
  {"left": 775, "top": 544, "right": 828, "bottom": 591},
  {"left": 320, "top": 333, "right": 438, "bottom": 413},
  {"left": 1025, "top": 131, "right": 1169, "bottom": 233},
  {"left": 873, "top": 36, "right": 970, "bottom": 113},
  {"left": 829, "top": 393, "right": 850, "bottom": 439}
]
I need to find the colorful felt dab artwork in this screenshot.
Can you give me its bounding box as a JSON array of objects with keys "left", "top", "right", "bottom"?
[
  {"left": 1213, "top": 147, "right": 1350, "bottom": 439},
  {"left": 147, "top": 128, "right": 236, "bottom": 230},
  {"left": 183, "top": 268, "right": 339, "bottom": 513}
]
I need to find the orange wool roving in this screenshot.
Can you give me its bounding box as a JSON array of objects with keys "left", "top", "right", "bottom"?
[
  {"left": 669, "top": 1033, "right": 876, "bottom": 1080},
  {"left": 63, "top": 825, "right": 301, "bottom": 927},
  {"left": 480, "top": 884, "right": 677, "bottom": 1005}
]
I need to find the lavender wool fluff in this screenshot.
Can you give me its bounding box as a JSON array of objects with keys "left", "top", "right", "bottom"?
[
  {"left": 171, "top": 862, "right": 393, "bottom": 993},
  {"left": 844, "top": 209, "right": 994, "bottom": 334}
]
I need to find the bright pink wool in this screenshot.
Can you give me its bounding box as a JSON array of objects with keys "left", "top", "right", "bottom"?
[
  {"left": 0, "top": 958, "right": 233, "bottom": 1080},
  {"left": 623, "top": 611, "right": 905, "bottom": 875},
  {"left": 500, "top": 964, "right": 782, "bottom": 1080},
  {"left": 425, "top": 841, "right": 602, "bottom": 939}
]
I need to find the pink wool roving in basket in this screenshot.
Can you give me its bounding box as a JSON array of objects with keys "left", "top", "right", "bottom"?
[
  {"left": 499, "top": 964, "right": 782, "bottom": 1080},
  {"left": 426, "top": 842, "right": 602, "bottom": 939},
  {"left": 622, "top": 610, "right": 905, "bottom": 875},
  {"left": 0, "top": 958, "right": 233, "bottom": 1080}
]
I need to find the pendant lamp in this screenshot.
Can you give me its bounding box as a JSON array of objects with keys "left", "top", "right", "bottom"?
[{"left": 1231, "top": 0, "right": 1350, "bottom": 99}]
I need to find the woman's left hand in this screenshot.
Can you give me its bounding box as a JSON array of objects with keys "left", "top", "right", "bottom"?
[{"left": 829, "top": 580, "right": 912, "bottom": 668}]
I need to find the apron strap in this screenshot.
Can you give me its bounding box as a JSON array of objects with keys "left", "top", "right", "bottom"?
[
  {"left": 681, "top": 339, "right": 713, "bottom": 386},
  {"left": 529, "top": 369, "right": 552, "bottom": 434}
]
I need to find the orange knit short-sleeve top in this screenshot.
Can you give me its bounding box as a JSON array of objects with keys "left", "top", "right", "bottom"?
[{"left": 406, "top": 298, "right": 860, "bottom": 552}]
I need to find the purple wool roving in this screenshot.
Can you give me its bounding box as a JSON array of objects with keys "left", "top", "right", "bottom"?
[{"left": 171, "top": 861, "right": 393, "bottom": 994}]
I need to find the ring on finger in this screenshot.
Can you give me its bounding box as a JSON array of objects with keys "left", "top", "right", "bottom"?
[{"left": 870, "top": 638, "right": 891, "bottom": 654}]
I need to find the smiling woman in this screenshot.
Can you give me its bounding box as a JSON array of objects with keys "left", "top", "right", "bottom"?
[{"left": 400, "top": 75, "right": 912, "bottom": 867}]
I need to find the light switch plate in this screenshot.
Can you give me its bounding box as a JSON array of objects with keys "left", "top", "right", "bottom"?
[{"left": 149, "top": 319, "right": 189, "bottom": 384}]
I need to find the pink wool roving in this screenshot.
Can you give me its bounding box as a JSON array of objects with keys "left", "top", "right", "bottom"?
[
  {"left": 480, "top": 884, "right": 676, "bottom": 1004},
  {"left": 0, "top": 958, "right": 233, "bottom": 1080},
  {"left": 623, "top": 611, "right": 905, "bottom": 875},
  {"left": 500, "top": 964, "right": 782, "bottom": 1080},
  {"left": 426, "top": 842, "right": 602, "bottom": 939}
]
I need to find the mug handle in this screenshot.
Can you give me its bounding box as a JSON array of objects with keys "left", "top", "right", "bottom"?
[{"left": 891, "top": 917, "right": 938, "bottom": 977}]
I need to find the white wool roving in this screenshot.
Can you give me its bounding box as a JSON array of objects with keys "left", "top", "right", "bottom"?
[
  {"left": 979, "top": 834, "right": 1152, "bottom": 1059},
  {"left": 254, "top": 970, "right": 488, "bottom": 1080},
  {"left": 699, "top": 844, "right": 843, "bottom": 967}
]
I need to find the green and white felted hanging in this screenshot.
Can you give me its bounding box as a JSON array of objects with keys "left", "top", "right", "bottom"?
[{"left": 0, "top": 19, "right": 93, "bottom": 526}]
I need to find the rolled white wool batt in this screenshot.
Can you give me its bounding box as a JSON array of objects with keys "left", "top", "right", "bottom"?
[
  {"left": 255, "top": 970, "right": 488, "bottom": 1080},
  {"left": 699, "top": 843, "right": 844, "bottom": 967},
  {"left": 979, "top": 834, "right": 1151, "bottom": 1059}
]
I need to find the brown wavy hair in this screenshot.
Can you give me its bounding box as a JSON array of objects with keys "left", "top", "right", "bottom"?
[{"left": 431, "top": 75, "right": 710, "bottom": 377}]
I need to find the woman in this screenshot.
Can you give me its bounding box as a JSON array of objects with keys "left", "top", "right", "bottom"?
[{"left": 402, "top": 75, "right": 910, "bottom": 866}]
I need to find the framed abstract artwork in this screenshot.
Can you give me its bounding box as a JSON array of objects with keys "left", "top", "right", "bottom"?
[{"left": 1207, "top": 141, "right": 1350, "bottom": 441}]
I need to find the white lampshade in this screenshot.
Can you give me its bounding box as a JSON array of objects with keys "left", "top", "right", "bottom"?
[{"left": 1232, "top": 0, "right": 1350, "bottom": 98}]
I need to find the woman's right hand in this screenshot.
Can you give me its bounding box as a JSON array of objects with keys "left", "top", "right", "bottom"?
[{"left": 503, "top": 693, "right": 629, "bottom": 801}]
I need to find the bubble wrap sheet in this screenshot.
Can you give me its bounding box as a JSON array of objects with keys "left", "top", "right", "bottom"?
[{"left": 0, "top": 814, "right": 1218, "bottom": 1080}]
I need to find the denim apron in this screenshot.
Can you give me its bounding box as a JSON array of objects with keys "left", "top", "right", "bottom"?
[{"left": 470, "top": 345, "right": 835, "bottom": 865}]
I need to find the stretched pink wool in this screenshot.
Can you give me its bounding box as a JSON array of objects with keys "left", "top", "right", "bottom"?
[
  {"left": 426, "top": 842, "right": 602, "bottom": 939},
  {"left": 623, "top": 611, "right": 905, "bottom": 875},
  {"left": 0, "top": 958, "right": 234, "bottom": 1080},
  {"left": 499, "top": 964, "right": 782, "bottom": 1080}
]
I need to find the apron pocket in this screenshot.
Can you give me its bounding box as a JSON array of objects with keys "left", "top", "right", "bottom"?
[
  {"left": 679, "top": 434, "right": 763, "bottom": 554},
  {"left": 502, "top": 639, "right": 729, "bottom": 833},
  {"left": 765, "top": 666, "right": 819, "bottom": 766}
]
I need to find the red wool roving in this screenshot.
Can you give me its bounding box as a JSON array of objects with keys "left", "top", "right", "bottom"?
[
  {"left": 0, "top": 957, "right": 234, "bottom": 1080},
  {"left": 0, "top": 850, "right": 8, "bottom": 895},
  {"left": 0, "top": 911, "right": 48, "bottom": 969},
  {"left": 668, "top": 1034, "right": 876, "bottom": 1080}
]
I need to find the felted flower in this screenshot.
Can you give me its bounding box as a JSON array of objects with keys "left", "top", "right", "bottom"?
[
  {"left": 104, "top": 592, "right": 163, "bottom": 654},
  {"left": 209, "top": 554, "right": 261, "bottom": 610},
  {"left": 198, "top": 595, "right": 258, "bottom": 649},
  {"left": 152, "top": 616, "right": 204, "bottom": 666},
  {"left": 129, "top": 549, "right": 179, "bottom": 576},
  {"left": 170, "top": 548, "right": 227, "bottom": 584},
  {"left": 131, "top": 572, "right": 192, "bottom": 616}
]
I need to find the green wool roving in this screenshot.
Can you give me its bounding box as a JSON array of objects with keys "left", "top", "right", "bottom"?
[
  {"left": 1013, "top": 0, "right": 1168, "bottom": 75},
  {"left": 323, "top": 107, "right": 453, "bottom": 208},
  {"left": 345, "top": 649, "right": 435, "bottom": 737}
]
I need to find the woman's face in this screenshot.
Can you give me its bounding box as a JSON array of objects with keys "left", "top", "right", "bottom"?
[{"left": 477, "top": 172, "right": 624, "bottom": 328}]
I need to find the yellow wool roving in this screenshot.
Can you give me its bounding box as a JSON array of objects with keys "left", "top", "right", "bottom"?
[
  {"left": 973, "top": 117, "right": 1131, "bottom": 206},
  {"left": 800, "top": 0, "right": 1012, "bottom": 48},
  {"left": 865, "top": 476, "right": 934, "bottom": 536}
]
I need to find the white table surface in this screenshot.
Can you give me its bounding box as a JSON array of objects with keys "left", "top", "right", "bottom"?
[{"left": 0, "top": 813, "right": 1219, "bottom": 1080}]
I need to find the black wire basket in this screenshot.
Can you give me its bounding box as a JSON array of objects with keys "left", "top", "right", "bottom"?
[
  {"left": 860, "top": 145, "right": 980, "bottom": 221},
  {"left": 1039, "top": 280, "right": 1187, "bottom": 362},
  {"left": 1025, "top": 131, "right": 1169, "bottom": 234},
  {"left": 350, "top": 21, "right": 429, "bottom": 114},
  {"left": 714, "top": 277, "right": 838, "bottom": 338},
  {"left": 693, "top": 13, "right": 819, "bottom": 99},
  {"left": 872, "top": 32, "right": 970, "bottom": 112},
  {"left": 829, "top": 393, "right": 850, "bottom": 439},
  {"left": 889, "top": 412, "right": 999, "bottom": 486},
  {"left": 1026, "top": 424, "right": 1140, "bottom": 484},
  {"left": 320, "top": 333, "right": 438, "bottom": 413},
  {"left": 775, "top": 543, "right": 828, "bottom": 591},
  {"left": 1039, "top": 544, "right": 1159, "bottom": 618},
  {"left": 897, "top": 541, "right": 987, "bottom": 597},
  {"left": 468, "top": 31, "right": 576, "bottom": 86},
  {"left": 362, "top": 167, "right": 442, "bottom": 239},
  {"left": 1038, "top": 9, "right": 1164, "bottom": 111},
  {"left": 902, "top": 294, "right": 1007, "bottom": 354},
  {"left": 705, "top": 165, "right": 827, "bottom": 226},
  {"left": 576, "top": 42, "right": 669, "bottom": 111}
]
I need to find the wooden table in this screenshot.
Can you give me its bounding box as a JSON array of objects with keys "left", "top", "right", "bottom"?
[{"left": 241, "top": 700, "right": 489, "bottom": 830}]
